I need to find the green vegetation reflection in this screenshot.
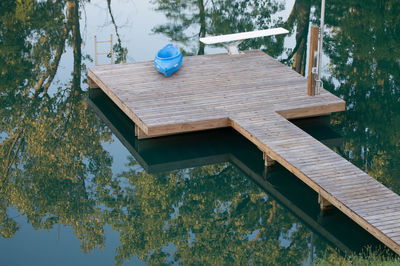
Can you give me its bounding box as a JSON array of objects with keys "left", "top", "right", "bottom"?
[
  {"left": 104, "top": 159, "right": 332, "bottom": 265},
  {"left": 0, "top": 0, "right": 399, "bottom": 264},
  {"left": 323, "top": 0, "right": 400, "bottom": 194}
]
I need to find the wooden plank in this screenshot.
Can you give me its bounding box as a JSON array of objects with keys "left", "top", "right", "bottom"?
[
  {"left": 147, "top": 118, "right": 230, "bottom": 136},
  {"left": 277, "top": 102, "right": 345, "bottom": 119},
  {"left": 88, "top": 50, "right": 400, "bottom": 255}
]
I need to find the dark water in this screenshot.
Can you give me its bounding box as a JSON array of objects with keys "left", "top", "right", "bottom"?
[{"left": 0, "top": 0, "right": 399, "bottom": 265}]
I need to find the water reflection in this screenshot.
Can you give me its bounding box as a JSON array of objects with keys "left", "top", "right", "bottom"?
[
  {"left": 152, "top": 0, "right": 286, "bottom": 56},
  {"left": 323, "top": 1, "right": 400, "bottom": 193},
  {"left": 0, "top": 0, "right": 111, "bottom": 252},
  {"left": 0, "top": 87, "right": 113, "bottom": 251},
  {"left": 91, "top": 91, "right": 317, "bottom": 265},
  {"left": 0, "top": 0, "right": 399, "bottom": 264},
  {"left": 89, "top": 90, "right": 384, "bottom": 264}
]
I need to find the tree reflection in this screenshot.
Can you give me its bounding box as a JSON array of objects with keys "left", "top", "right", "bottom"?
[
  {"left": 324, "top": 0, "right": 400, "bottom": 193},
  {"left": 102, "top": 158, "right": 319, "bottom": 265},
  {"left": 107, "top": 0, "right": 128, "bottom": 63},
  {"left": 152, "top": 0, "right": 319, "bottom": 74},
  {"left": 0, "top": 0, "right": 113, "bottom": 251},
  {"left": 152, "top": 0, "right": 286, "bottom": 56},
  {"left": 282, "top": 0, "right": 311, "bottom": 74},
  {"left": 0, "top": 0, "right": 398, "bottom": 264},
  {"left": 152, "top": 0, "right": 400, "bottom": 192}
]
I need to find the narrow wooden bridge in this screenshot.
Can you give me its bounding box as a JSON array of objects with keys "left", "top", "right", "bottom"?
[{"left": 88, "top": 50, "right": 400, "bottom": 255}]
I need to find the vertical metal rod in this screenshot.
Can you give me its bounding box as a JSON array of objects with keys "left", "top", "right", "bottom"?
[
  {"left": 317, "top": 0, "right": 325, "bottom": 94},
  {"left": 94, "top": 35, "right": 98, "bottom": 66},
  {"left": 110, "top": 34, "right": 114, "bottom": 64}
]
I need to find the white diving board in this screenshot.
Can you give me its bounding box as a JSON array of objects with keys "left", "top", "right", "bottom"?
[{"left": 200, "top": 27, "right": 289, "bottom": 55}]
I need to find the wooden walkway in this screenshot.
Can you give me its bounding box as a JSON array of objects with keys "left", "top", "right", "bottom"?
[
  {"left": 88, "top": 50, "right": 400, "bottom": 255},
  {"left": 88, "top": 92, "right": 379, "bottom": 254}
]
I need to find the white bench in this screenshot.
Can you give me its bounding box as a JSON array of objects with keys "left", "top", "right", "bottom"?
[{"left": 200, "top": 27, "right": 289, "bottom": 55}]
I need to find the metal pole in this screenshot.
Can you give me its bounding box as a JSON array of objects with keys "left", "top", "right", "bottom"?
[
  {"left": 317, "top": 0, "right": 325, "bottom": 94},
  {"left": 94, "top": 35, "right": 98, "bottom": 66},
  {"left": 110, "top": 34, "right": 114, "bottom": 64}
]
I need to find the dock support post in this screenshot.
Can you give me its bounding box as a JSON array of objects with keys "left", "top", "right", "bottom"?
[
  {"left": 88, "top": 77, "right": 99, "bottom": 89},
  {"left": 318, "top": 194, "right": 333, "bottom": 212},
  {"left": 135, "top": 125, "right": 163, "bottom": 139},
  {"left": 135, "top": 125, "right": 149, "bottom": 139},
  {"left": 137, "top": 128, "right": 147, "bottom": 139},
  {"left": 263, "top": 152, "right": 275, "bottom": 167},
  {"left": 135, "top": 125, "right": 139, "bottom": 137},
  {"left": 307, "top": 26, "right": 319, "bottom": 96}
]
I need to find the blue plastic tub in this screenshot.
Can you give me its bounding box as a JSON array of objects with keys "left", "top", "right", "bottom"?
[{"left": 154, "top": 44, "right": 183, "bottom": 77}]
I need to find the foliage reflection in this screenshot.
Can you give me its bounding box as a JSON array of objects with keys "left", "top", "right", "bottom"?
[{"left": 0, "top": 0, "right": 399, "bottom": 264}]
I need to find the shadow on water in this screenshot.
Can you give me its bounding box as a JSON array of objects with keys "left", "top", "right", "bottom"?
[
  {"left": 88, "top": 88, "right": 389, "bottom": 260},
  {"left": 0, "top": 0, "right": 399, "bottom": 264}
]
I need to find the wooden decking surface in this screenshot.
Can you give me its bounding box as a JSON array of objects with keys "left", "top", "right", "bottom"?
[
  {"left": 88, "top": 92, "right": 378, "bottom": 254},
  {"left": 88, "top": 50, "right": 400, "bottom": 255}
]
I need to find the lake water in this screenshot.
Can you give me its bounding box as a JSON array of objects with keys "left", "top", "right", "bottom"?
[{"left": 0, "top": 0, "right": 399, "bottom": 265}]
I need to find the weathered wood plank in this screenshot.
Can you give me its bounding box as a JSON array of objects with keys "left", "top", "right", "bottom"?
[{"left": 88, "top": 50, "right": 400, "bottom": 255}]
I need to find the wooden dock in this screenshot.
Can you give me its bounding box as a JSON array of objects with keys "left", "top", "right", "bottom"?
[
  {"left": 88, "top": 50, "right": 400, "bottom": 255},
  {"left": 88, "top": 92, "right": 382, "bottom": 254}
]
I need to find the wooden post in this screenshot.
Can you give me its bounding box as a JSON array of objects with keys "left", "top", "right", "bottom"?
[
  {"left": 135, "top": 125, "right": 152, "bottom": 139},
  {"left": 307, "top": 26, "right": 319, "bottom": 96},
  {"left": 318, "top": 194, "right": 333, "bottom": 212},
  {"left": 136, "top": 126, "right": 148, "bottom": 139},
  {"left": 134, "top": 125, "right": 139, "bottom": 137},
  {"left": 263, "top": 152, "right": 275, "bottom": 167},
  {"left": 87, "top": 77, "right": 99, "bottom": 88}
]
